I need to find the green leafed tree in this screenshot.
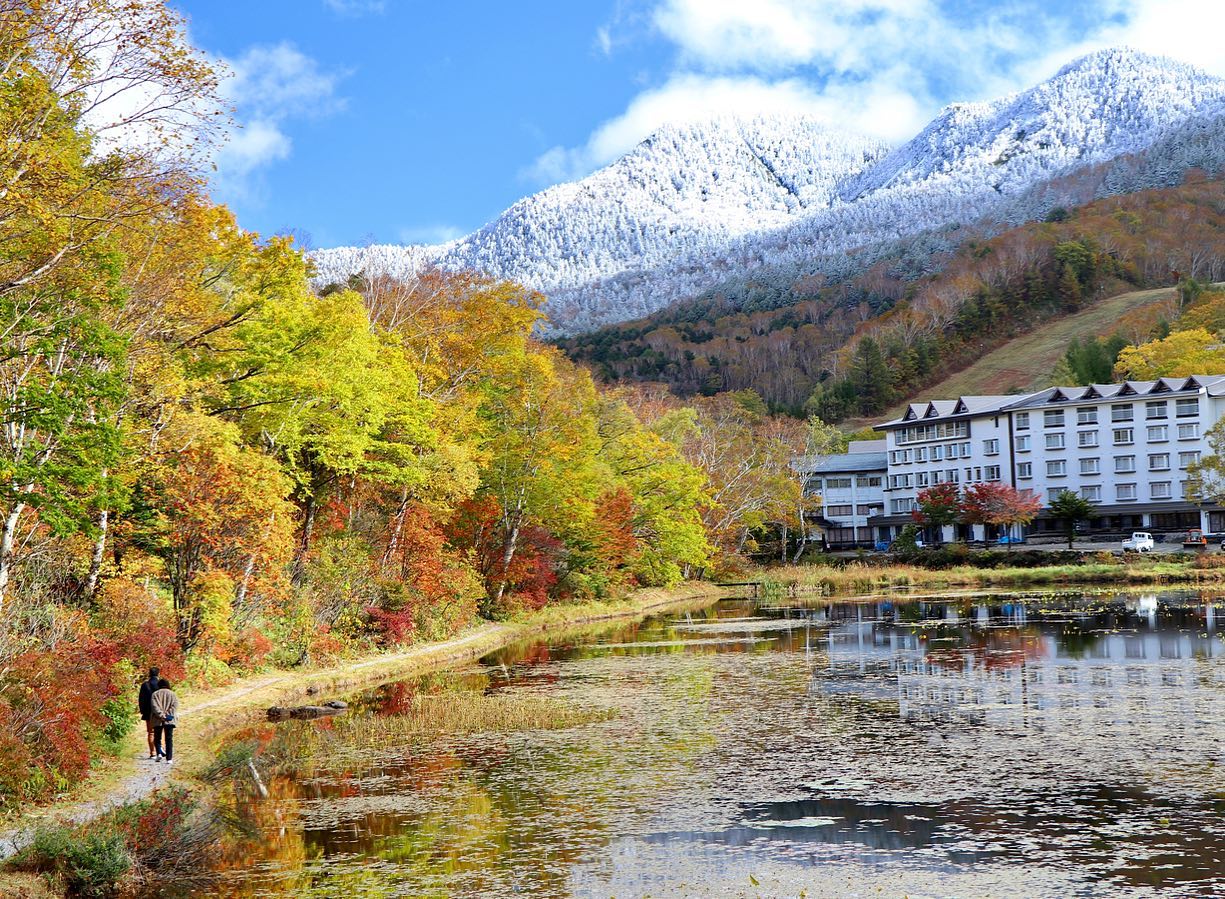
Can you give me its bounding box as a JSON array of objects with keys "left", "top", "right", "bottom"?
[{"left": 1047, "top": 490, "right": 1096, "bottom": 549}]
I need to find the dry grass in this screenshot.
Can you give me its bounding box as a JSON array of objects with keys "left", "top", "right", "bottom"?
[
  {"left": 338, "top": 693, "right": 615, "bottom": 743},
  {"left": 869, "top": 285, "right": 1178, "bottom": 424},
  {"left": 758, "top": 558, "right": 1225, "bottom": 595}
]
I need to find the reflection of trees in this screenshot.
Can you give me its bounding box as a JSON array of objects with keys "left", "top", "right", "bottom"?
[
  {"left": 924, "top": 625, "right": 1047, "bottom": 672},
  {"left": 204, "top": 646, "right": 727, "bottom": 897}
]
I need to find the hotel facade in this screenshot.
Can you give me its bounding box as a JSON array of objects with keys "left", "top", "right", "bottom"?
[{"left": 799, "top": 375, "right": 1225, "bottom": 547}]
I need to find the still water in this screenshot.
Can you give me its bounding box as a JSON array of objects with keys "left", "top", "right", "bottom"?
[{"left": 210, "top": 591, "right": 1225, "bottom": 898}]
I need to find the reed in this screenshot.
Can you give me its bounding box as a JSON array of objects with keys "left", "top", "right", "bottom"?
[
  {"left": 757, "top": 557, "right": 1225, "bottom": 595},
  {"left": 338, "top": 693, "right": 615, "bottom": 743}
]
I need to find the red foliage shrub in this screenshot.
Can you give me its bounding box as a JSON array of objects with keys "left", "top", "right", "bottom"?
[
  {"left": 0, "top": 634, "right": 122, "bottom": 805},
  {"left": 229, "top": 627, "right": 273, "bottom": 670},
  {"left": 94, "top": 578, "right": 185, "bottom": 683},
  {"left": 446, "top": 496, "right": 564, "bottom": 614}
]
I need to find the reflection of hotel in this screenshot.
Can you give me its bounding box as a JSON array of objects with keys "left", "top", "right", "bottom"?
[{"left": 811, "top": 600, "right": 1225, "bottom": 730}]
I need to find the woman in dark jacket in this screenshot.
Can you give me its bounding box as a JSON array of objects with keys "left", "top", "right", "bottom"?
[
  {"left": 150, "top": 678, "right": 180, "bottom": 764},
  {"left": 137, "top": 668, "right": 160, "bottom": 759}
]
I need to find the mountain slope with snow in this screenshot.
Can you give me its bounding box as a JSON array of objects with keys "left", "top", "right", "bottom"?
[{"left": 312, "top": 49, "right": 1225, "bottom": 334}]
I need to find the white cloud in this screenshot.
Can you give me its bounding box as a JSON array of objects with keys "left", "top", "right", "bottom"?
[
  {"left": 526, "top": 72, "right": 925, "bottom": 183},
  {"left": 215, "top": 43, "right": 345, "bottom": 190},
  {"left": 323, "top": 0, "right": 387, "bottom": 15},
  {"left": 1031, "top": 0, "right": 1225, "bottom": 80},
  {"left": 530, "top": 0, "right": 1225, "bottom": 188}
]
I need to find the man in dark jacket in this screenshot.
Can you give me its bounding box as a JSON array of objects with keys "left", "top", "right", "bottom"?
[{"left": 137, "top": 668, "right": 161, "bottom": 759}]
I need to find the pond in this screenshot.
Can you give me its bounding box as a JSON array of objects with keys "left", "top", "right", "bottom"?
[{"left": 205, "top": 590, "right": 1225, "bottom": 898}]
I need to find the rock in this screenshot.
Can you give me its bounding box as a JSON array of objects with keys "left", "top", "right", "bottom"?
[
  {"left": 322, "top": 700, "right": 347, "bottom": 710},
  {"left": 266, "top": 703, "right": 346, "bottom": 721},
  {"left": 305, "top": 685, "right": 319, "bottom": 695}
]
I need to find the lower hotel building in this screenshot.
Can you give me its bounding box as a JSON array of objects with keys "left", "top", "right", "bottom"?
[{"left": 798, "top": 375, "right": 1225, "bottom": 548}]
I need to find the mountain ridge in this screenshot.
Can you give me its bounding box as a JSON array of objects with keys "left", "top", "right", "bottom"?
[{"left": 312, "top": 48, "right": 1225, "bottom": 335}]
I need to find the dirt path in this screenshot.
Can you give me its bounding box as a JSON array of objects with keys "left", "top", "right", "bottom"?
[{"left": 0, "top": 586, "right": 718, "bottom": 859}]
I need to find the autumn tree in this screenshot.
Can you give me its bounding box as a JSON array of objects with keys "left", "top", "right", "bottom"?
[
  {"left": 913, "top": 483, "right": 961, "bottom": 541},
  {"left": 142, "top": 414, "right": 294, "bottom": 650},
  {"left": 1113, "top": 328, "right": 1225, "bottom": 379},
  {"left": 960, "top": 482, "right": 1042, "bottom": 548}
]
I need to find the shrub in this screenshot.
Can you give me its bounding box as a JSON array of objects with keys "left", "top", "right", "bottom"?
[
  {"left": 18, "top": 827, "right": 131, "bottom": 898},
  {"left": 0, "top": 635, "right": 123, "bottom": 807},
  {"left": 98, "top": 699, "right": 137, "bottom": 755},
  {"left": 92, "top": 578, "right": 185, "bottom": 683}
]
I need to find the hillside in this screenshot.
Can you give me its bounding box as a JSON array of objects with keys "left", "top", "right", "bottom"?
[
  {"left": 312, "top": 49, "right": 1225, "bottom": 335},
  {"left": 872, "top": 286, "right": 1178, "bottom": 420}
]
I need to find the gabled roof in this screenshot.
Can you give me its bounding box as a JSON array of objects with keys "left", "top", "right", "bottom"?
[{"left": 876, "top": 376, "right": 1225, "bottom": 429}]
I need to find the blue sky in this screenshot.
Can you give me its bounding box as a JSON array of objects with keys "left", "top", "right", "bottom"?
[{"left": 172, "top": 0, "right": 1225, "bottom": 249}]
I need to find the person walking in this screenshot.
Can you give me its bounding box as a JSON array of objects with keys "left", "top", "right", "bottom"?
[
  {"left": 137, "top": 667, "right": 161, "bottom": 759},
  {"left": 150, "top": 678, "right": 179, "bottom": 765}
]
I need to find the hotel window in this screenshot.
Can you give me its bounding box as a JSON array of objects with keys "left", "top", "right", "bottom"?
[
  {"left": 1047, "top": 460, "right": 1067, "bottom": 477},
  {"left": 1077, "top": 430, "right": 1098, "bottom": 448},
  {"left": 1017, "top": 462, "right": 1033, "bottom": 478},
  {"left": 827, "top": 477, "right": 852, "bottom": 488},
  {"left": 1149, "top": 453, "right": 1170, "bottom": 471},
  {"left": 1176, "top": 397, "right": 1199, "bottom": 417},
  {"left": 1015, "top": 435, "right": 1031, "bottom": 452},
  {"left": 1046, "top": 433, "right": 1065, "bottom": 450},
  {"left": 1080, "top": 458, "right": 1100, "bottom": 475},
  {"left": 1081, "top": 485, "right": 1101, "bottom": 502},
  {"left": 826, "top": 505, "right": 854, "bottom": 517},
  {"left": 984, "top": 465, "right": 1001, "bottom": 481},
  {"left": 1111, "top": 404, "right": 1134, "bottom": 422},
  {"left": 1150, "top": 482, "right": 1172, "bottom": 500},
  {"left": 1114, "top": 455, "right": 1136, "bottom": 474},
  {"left": 1048, "top": 487, "right": 1070, "bottom": 501},
  {"left": 1178, "top": 422, "right": 1200, "bottom": 440},
  {"left": 1179, "top": 451, "right": 1201, "bottom": 468},
  {"left": 1016, "top": 412, "right": 1030, "bottom": 430},
  {"left": 947, "top": 443, "right": 960, "bottom": 460},
  {"left": 858, "top": 505, "right": 883, "bottom": 516},
  {"left": 932, "top": 445, "right": 944, "bottom": 461},
  {"left": 890, "top": 499, "right": 915, "bottom": 514},
  {"left": 1113, "top": 428, "right": 1134, "bottom": 445},
  {"left": 1147, "top": 424, "right": 1168, "bottom": 442},
  {"left": 961, "top": 442, "right": 972, "bottom": 457},
  {"left": 983, "top": 438, "right": 999, "bottom": 455},
  {"left": 915, "top": 447, "right": 927, "bottom": 462},
  {"left": 1145, "top": 401, "right": 1167, "bottom": 419},
  {"left": 946, "top": 469, "right": 960, "bottom": 483},
  {"left": 1044, "top": 409, "right": 1064, "bottom": 427},
  {"left": 1116, "top": 483, "right": 1137, "bottom": 501},
  {"left": 1077, "top": 407, "right": 1098, "bottom": 425},
  {"left": 916, "top": 472, "right": 930, "bottom": 487},
  {"left": 856, "top": 476, "right": 881, "bottom": 487}
]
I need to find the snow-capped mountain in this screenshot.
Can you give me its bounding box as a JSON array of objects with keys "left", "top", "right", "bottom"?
[
  {"left": 313, "top": 49, "right": 1225, "bottom": 334},
  {"left": 313, "top": 115, "right": 890, "bottom": 309}
]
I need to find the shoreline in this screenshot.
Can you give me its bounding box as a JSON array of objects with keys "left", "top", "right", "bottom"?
[{"left": 0, "top": 582, "right": 725, "bottom": 860}]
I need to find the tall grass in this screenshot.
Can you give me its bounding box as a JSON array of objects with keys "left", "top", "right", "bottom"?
[{"left": 756, "top": 557, "right": 1225, "bottom": 596}]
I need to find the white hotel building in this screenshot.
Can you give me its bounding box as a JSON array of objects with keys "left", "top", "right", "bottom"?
[{"left": 864, "top": 375, "right": 1225, "bottom": 544}]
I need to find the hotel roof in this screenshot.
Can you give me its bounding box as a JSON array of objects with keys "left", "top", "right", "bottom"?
[{"left": 875, "top": 376, "right": 1225, "bottom": 429}]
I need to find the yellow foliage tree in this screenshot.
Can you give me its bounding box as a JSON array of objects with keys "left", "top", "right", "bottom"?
[{"left": 1113, "top": 328, "right": 1225, "bottom": 379}]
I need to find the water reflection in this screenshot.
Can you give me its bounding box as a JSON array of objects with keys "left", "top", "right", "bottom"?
[{"left": 205, "top": 590, "right": 1225, "bottom": 898}]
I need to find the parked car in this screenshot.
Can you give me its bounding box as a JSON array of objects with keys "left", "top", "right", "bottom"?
[
  {"left": 1122, "top": 532, "right": 1155, "bottom": 552},
  {"left": 1184, "top": 528, "right": 1208, "bottom": 549}
]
